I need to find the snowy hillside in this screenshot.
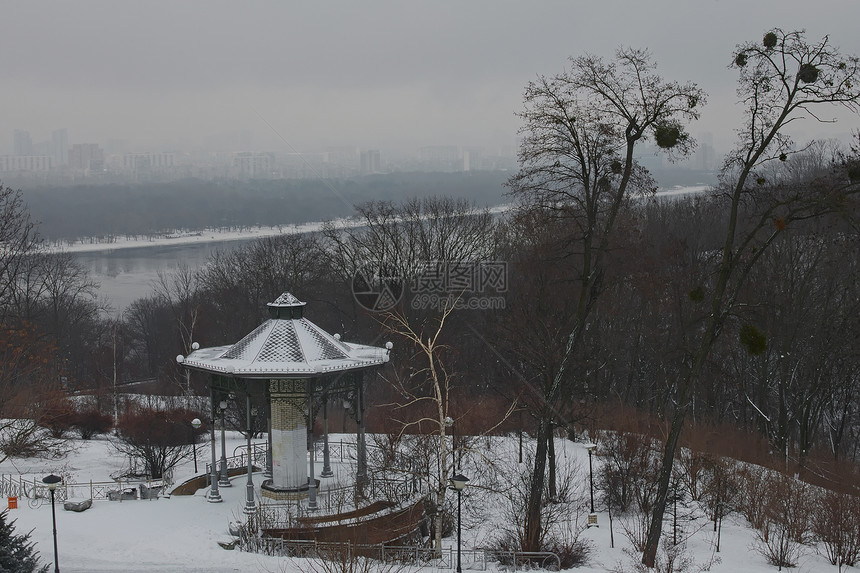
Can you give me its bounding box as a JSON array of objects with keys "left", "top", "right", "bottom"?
[{"left": 0, "top": 432, "right": 849, "bottom": 573}]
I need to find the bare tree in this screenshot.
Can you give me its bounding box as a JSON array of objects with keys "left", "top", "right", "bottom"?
[
  {"left": 382, "top": 300, "right": 457, "bottom": 551},
  {"left": 643, "top": 28, "right": 860, "bottom": 566},
  {"left": 152, "top": 263, "right": 201, "bottom": 393},
  {"left": 507, "top": 47, "right": 704, "bottom": 552},
  {"left": 0, "top": 183, "right": 40, "bottom": 323}
]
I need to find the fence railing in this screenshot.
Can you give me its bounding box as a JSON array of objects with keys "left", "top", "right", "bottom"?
[
  {"left": 228, "top": 440, "right": 424, "bottom": 476},
  {"left": 239, "top": 538, "right": 559, "bottom": 571},
  {"left": 210, "top": 440, "right": 411, "bottom": 481},
  {"left": 253, "top": 474, "right": 418, "bottom": 523},
  {"left": 1, "top": 474, "right": 164, "bottom": 504}
]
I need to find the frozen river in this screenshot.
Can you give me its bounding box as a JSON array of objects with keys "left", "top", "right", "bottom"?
[
  {"left": 75, "top": 238, "right": 255, "bottom": 313},
  {"left": 74, "top": 187, "right": 707, "bottom": 313}
]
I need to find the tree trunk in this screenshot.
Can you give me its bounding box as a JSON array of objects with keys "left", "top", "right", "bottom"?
[
  {"left": 524, "top": 419, "right": 550, "bottom": 551},
  {"left": 642, "top": 396, "right": 689, "bottom": 566},
  {"left": 548, "top": 424, "right": 556, "bottom": 500}
]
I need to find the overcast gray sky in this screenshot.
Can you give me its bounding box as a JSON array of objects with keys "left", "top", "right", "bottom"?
[{"left": 3, "top": 0, "right": 859, "bottom": 156}]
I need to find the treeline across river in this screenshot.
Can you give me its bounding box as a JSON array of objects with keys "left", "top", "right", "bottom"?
[{"left": 21, "top": 171, "right": 510, "bottom": 243}]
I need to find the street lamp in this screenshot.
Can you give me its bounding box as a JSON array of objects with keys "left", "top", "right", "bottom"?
[
  {"left": 584, "top": 443, "right": 598, "bottom": 528},
  {"left": 244, "top": 396, "right": 256, "bottom": 515},
  {"left": 450, "top": 473, "right": 469, "bottom": 573},
  {"left": 42, "top": 474, "right": 62, "bottom": 573},
  {"left": 191, "top": 418, "right": 202, "bottom": 473},
  {"left": 219, "top": 399, "right": 231, "bottom": 487}
]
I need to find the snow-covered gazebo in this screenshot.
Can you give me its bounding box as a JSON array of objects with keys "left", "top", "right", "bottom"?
[{"left": 177, "top": 292, "right": 390, "bottom": 510}]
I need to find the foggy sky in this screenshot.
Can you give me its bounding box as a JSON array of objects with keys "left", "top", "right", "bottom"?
[{"left": 3, "top": 0, "right": 859, "bottom": 156}]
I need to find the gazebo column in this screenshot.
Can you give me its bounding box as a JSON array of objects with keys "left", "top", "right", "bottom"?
[
  {"left": 265, "top": 392, "right": 272, "bottom": 479},
  {"left": 262, "top": 379, "right": 309, "bottom": 500},
  {"left": 356, "top": 373, "right": 367, "bottom": 487},
  {"left": 243, "top": 390, "right": 255, "bottom": 515},
  {"left": 207, "top": 384, "right": 222, "bottom": 503},
  {"left": 307, "top": 382, "right": 318, "bottom": 511},
  {"left": 321, "top": 394, "right": 333, "bottom": 478}
]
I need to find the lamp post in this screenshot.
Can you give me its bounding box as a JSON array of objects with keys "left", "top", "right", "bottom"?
[
  {"left": 43, "top": 474, "right": 62, "bottom": 573},
  {"left": 450, "top": 473, "right": 469, "bottom": 573},
  {"left": 244, "top": 394, "right": 255, "bottom": 515},
  {"left": 219, "top": 399, "right": 231, "bottom": 487},
  {"left": 585, "top": 443, "right": 598, "bottom": 527},
  {"left": 191, "top": 418, "right": 202, "bottom": 474}
]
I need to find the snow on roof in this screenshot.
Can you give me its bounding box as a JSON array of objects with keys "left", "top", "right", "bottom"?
[{"left": 181, "top": 292, "right": 389, "bottom": 378}]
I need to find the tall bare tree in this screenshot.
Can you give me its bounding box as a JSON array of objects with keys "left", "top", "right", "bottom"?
[
  {"left": 508, "top": 47, "right": 705, "bottom": 552},
  {"left": 643, "top": 28, "right": 860, "bottom": 566},
  {"left": 383, "top": 300, "right": 457, "bottom": 551}
]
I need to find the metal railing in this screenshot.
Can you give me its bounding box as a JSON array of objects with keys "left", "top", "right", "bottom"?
[
  {"left": 239, "top": 538, "right": 558, "bottom": 571},
  {"left": 227, "top": 440, "right": 422, "bottom": 475},
  {"left": 1, "top": 474, "right": 164, "bottom": 504},
  {"left": 253, "top": 474, "right": 418, "bottom": 522},
  {"left": 204, "top": 444, "right": 268, "bottom": 484}
]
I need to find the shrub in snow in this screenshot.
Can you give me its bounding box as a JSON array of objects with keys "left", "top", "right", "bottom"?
[
  {"left": 71, "top": 408, "right": 113, "bottom": 440},
  {"left": 112, "top": 405, "right": 206, "bottom": 480},
  {"left": 812, "top": 489, "right": 860, "bottom": 567},
  {"left": 752, "top": 473, "right": 814, "bottom": 569},
  {"left": 35, "top": 396, "right": 76, "bottom": 439},
  {"left": 0, "top": 419, "right": 66, "bottom": 461},
  {"left": 0, "top": 509, "right": 48, "bottom": 573},
  {"left": 612, "top": 541, "right": 719, "bottom": 573},
  {"left": 487, "top": 453, "right": 592, "bottom": 568},
  {"left": 597, "top": 431, "right": 660, "bottom": 515},
  {"left": 293, "top": 542, "right": 409, "bottom": 573},
  {"left": 736, "top": 464, "right": 770, "bottom": 530},
  {"left": 696, "top": 456, "right": 738, "bottom": 530}
]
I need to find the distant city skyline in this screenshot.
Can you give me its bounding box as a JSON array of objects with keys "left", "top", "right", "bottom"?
[{"left": 3, "top": 1, "right": 859, "bottom": 167}]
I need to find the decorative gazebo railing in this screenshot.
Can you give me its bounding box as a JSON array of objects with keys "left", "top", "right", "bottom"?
[
  {"left": 208, "top": 440, "right": 426, "bottom": 492},
  {"left": 252, "top": 474, "right": 418, "bottom": 522}
]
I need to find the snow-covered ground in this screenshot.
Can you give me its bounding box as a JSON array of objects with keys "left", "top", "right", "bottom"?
[{"left": 1, "top": 431, "right": 838, "bottom": 573}]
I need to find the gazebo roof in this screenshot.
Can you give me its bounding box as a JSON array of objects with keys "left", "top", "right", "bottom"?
[{"left": 180, "top": 292, "right": 389, "bottom": 378}]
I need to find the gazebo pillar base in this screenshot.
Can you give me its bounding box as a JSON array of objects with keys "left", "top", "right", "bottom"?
[{"left": 261, "top": 480, "right": 314, "bottom": 502}]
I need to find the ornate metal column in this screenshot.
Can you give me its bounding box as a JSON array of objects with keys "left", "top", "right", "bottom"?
[
  {"left": 265, "top": 389, "right": 273, "bottom": 479},
  {"left": 356, "top": 373, "right": 367, "bottom": 487},
  {"left": 307, "top": 380, "right": 318, "bottom": 511},
  {"left": 219, "top": 396, "right": 231, "bottom": 487},
  {"left": 207, "top": 385, "right": 222, "bottom": 502},
  {"left": 321, "top": 391, "right": 333, "bottom": 477},
  {"left": 244, "top": 390, "right": 255, "bottom": 515}
]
